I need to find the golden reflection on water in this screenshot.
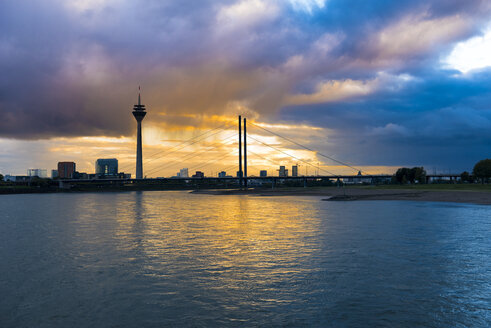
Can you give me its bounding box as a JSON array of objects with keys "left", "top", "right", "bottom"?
[{"left": 113, "top": 191, "right": 323, "bottom": 282}]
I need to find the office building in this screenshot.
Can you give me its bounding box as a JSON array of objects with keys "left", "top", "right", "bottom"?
[
  {"left": 292, "top": 165, "right": 298, "bottom": 177},
  {"left": 218, "top": 171, "right": 227, "bottom": 178},
  {"left": 260, "top": 170, "right": 267, "bottom": 177},
  {"left": 180, "top": 168, "right": 189, "bottom": 178},
  {"left": 27, "top": 169, "right": 47, "bottom": 178},
  {"left": 192, "top": 171, "right": 204, "bottom": 178},
  {"left": 58, "top": 162, "right": 76, "bottom": 179},
  {"left": 278, "top": 166, "right": 288, "bottom": 177},
  {"left": 51, "top": 170, "right": 58, "bottom": 178},
  {"left": 95, "top": 158, "right": 118, "bottom": 176}
]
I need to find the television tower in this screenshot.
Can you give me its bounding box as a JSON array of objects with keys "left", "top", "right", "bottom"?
[{"left": 133, "top": 87, "right": 146, "bottom": 179}]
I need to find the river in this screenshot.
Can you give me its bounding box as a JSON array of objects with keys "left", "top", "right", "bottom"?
[{"left": 0, "top": 191, "right": 489, "bottom": 327}]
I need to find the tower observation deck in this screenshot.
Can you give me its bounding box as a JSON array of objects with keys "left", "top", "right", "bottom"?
[{"left": 133, "top": 88, "right": 146, "bottom": 179}]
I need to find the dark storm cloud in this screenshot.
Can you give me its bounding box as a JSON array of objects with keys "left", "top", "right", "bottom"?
[{"left": 281, "top": 68, "right": 491, "bottom": 170}]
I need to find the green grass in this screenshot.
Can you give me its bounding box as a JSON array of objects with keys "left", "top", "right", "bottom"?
[
  {"left": 268, "top": 184, "right": 491, "bottom": 192},
  {"left": 358, "top": 184, "right": 491, "bottom": 192},
  {"left": 0, "top": 185, "right": 33, "bottom": 189}
]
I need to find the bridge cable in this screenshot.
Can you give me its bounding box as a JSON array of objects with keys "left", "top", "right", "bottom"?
[
  {"left": 185, "top": 141, "right": 240, "bottom": 175},
  {"left": 247, "top": 135, "right": 338, "bottom": 177},
  {"left": 145, "top": 133, "right": 237, "bottom": 177},
  {"left": 145, "top": 134, "right": 236, "bottom": 177},
  {"left": 249, "top": 122, "right": 364, "bottom": 174},
  {"left": 249, "top": 149, "right": 334, "bottom": 177}
]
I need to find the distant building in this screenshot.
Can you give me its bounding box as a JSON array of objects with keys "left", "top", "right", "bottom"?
[
  {"left": 4, "top": 175, "right": 30, "bottom": 182},
  {"left": 260, "top": 170, "right": 267, "bottom": 177},
  {"left": 58, "top": 162, "right": 76, "bottom": 179},
  {"left": 95, "top": 158, "right": 118, "bottom": 177},
  {"left": 344, "top": 171, "right": 371, "bottom": 184},
  {"left": 292, "top": 165, "right": 298, "bottom": 177},
  {"left": 354, "top": 171, "right": 371, "bottom": 184},
  {"left": 27, "top": 169, "right": 47, "bottom": 178},
  {"left": 192, "top": 171, "right": 204, "bottom": 178},
  {"left": 218, "top": 171, "right": 227, "bottom": 178},
  {"left": 4, "top": 175, "right": 16, "bottom": 182},
  {"left": 51, "top": 170, "right": 58, "bottom": 179},
  {"left": 73, "top": 172, "right": 88, "bottom": 180},
  {"left": 278, "top": 166, "right": 288, "bottom": 177},
  {"left": 179, "top": 168, "right": 189, "bottom": 178}
]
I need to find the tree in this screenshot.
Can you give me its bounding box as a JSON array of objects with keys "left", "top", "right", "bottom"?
[
  {"left": 395, "top": 168, "right": 411, "bottom": 184},
  {"left": 473, "top": 159, "right": 491, "bottom": 183},
  {"left": 460, "top": 171, "right": 471, "bottom": 183},
  {"left": 0, "top": 173, "right": 3, "bottom": 182},
  {"left": 394, "top": 167, "right": 426, "bottom": 184},
  {"left": 412, "top": 167, "right": 426, "bottom": 184}
]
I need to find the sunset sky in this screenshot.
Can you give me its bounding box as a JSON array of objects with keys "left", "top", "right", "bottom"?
[{"left": 1, "top": 0, "right": 491, "bottom": 177}]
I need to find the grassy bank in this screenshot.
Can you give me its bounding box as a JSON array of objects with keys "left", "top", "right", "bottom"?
[{"left": 362, "top": 184, "right": 491, "bottom": 192}]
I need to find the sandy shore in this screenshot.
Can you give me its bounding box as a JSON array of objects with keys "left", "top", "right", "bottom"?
[{"left": 192, "top": 187, "right": 491, "bottom": 205}]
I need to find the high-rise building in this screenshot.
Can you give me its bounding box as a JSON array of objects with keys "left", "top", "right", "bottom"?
[
  {"left": 27, "top": 169, "right": 47, "bottom": 178},
  {"left": 180, "top": 168, "right": 189, "bottom": 178},
  {"left": 133, "top": 88, "right": 147, "bottom": 179},
  {"left": 95, "top": 158, "right": 118, "bottom": 176},
  {"left": 292, "top": 165, "right": 298, "bottom": 177},
  {"left": 218, "top": 171, "right": 227, "bottom": 178},
  {"left": 260, "top": 170, "right": 267, "bottom": 177},
  {"left": 57, "top": 162, "right": 76, "bottom": 179},
  {"left": 51, "top": 170, "right": 59, "bottom": 179},
  {"left": 279, "top": 166, "right": 287, "bottom": 177}
]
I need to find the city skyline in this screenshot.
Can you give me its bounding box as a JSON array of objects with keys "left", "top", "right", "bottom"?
[{"left": 1, "top": 1, "right": 491, "bottom": 176}]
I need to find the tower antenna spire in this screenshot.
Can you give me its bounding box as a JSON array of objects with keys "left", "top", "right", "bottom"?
[{"left": 138, "top": 85, "right": 141, "bottom": 106}]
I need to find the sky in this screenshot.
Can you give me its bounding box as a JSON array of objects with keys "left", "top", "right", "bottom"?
[{"left": 1, "top": 0, "right": 491, "bottom": 177}]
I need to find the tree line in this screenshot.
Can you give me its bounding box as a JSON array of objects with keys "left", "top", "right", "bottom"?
[{"left": 392, "top": 159, "right": 491, "bottom": 184}]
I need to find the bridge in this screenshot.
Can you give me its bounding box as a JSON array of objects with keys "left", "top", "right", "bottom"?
[{"left": 57, "top": 114, "right": 461, "bottom": 190}]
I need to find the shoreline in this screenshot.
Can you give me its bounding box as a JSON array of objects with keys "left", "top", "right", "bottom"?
[
  {"left": 1, "top": 186, "right": 490, "bottom": 205},
  {"left": 192, "top": 187, "right": 491, "bottom": 205}
]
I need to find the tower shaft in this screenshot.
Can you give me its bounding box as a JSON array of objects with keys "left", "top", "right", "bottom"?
[
  {"left": 136, "top": 120, "right": 143, "bottom": 179},
  {"left": 239, "top": 115, "right": 242, "bottom": 188}
]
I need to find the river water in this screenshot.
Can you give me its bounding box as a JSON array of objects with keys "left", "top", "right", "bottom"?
[{"left": 0, "top": 191, "right": 489, "bottom": 327}]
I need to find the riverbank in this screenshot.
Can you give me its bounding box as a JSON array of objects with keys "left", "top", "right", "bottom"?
[
  {"left": 192, "top": 186, "right": 491, "bottom": 205},
  {"left": 2, "top": 184, "right": 490, "bottom": 205}
]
